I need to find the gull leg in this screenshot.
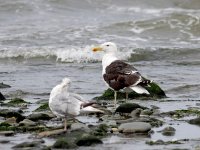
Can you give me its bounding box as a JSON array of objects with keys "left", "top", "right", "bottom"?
[
  {"left": 114, "top": 91, "right": 117, "bottom": 109},
  {"left": 125, "top": 92, "right": 128, "bottom": 102},
  {"left": 64, "top": 117, "right": 67, "bottom": 131}
]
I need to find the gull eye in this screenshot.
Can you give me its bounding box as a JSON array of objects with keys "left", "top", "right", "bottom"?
[{"left": 106, "top": 45, "right": 109, "bottom": 47}]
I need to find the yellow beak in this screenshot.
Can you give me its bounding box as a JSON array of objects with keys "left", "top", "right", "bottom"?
[{"left": 92, "top": 46, "right": 103, "bottom": 52}]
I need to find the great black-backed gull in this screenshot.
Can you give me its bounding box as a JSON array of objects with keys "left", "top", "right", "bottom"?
[
  {"left": 92, "top": 42, "right": 152, "bottom": 108},
  {"left": 49, "top": 77, "right": 103, "bottom": 131}
]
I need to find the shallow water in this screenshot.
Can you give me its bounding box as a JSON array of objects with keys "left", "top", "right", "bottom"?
[{"left": 1, "top": 0, "right": 200, "bottom": 149}]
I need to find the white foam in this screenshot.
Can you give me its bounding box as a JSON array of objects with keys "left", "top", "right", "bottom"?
[{"left": 0, "top": 45, "right": 132, "bottom": 63}]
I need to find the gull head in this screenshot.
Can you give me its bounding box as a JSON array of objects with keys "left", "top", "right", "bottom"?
[
  {"left": 92, "top": 42, "right": 117, "bottom": 54},
  {"left": 61, "top": 77, "right": 71, "bottom": 87}
]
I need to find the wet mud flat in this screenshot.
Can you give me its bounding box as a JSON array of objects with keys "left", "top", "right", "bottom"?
[{"left": 1, "top": 86, "right": 200, "bottom": 150}]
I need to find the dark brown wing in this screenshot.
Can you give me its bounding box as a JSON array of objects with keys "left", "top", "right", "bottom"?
[{"left": 103, "top": 60, "right": 150, "bottom": 91}]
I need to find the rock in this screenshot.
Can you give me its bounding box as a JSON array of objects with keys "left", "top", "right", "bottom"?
[
  {"left": 0, "top": 92, "right": 5, "bottom": 100},
  {"left": 12, "top": 141, "right": 44, "bottom": 149},
  {"left": 0, "top": 109, "right": 25, "bottom": 122},
  {"left": 93, "top": 82, "right": 166, "bottom": 100},
  {"left": 27, "top": 112, "right": 54, "bottom": 121},
  {"left": 189, "top": 117, "right": 200, "bottom": 125},
  {"left": 52, "top": 137, "right": 76, "bottom": 149},
  {"left": 115, "top": 103, "right": 146, "bottom": 115},
  {"left": 71, "top": 122, "right": 90, "bottom": 132},
  {"left": 19, "top": 119, "right": 37, "bottom": 126},
  {"left": 107, "top": 120, "right": 117, "bottom": 127},
  {"left": 76, "top": 135, "right": 103, "bottom": 146},
  {"left": 0, "top": 122, "right": 13, "bottom": 131},
  {"left": 4, "top": 117, "right": 17, "bottom": 125},
  {"left": 130, "top": 108, "right": 142, "bottom": 118},
  {"left": 111, "top": 128, "right": 118, "bottom": 133},
  {"left": 34, "top": 102, "right": 50, "bottom": 112},
  {"left": 0, "top": 82, "right": 11, "bottom": 88},
  {"left": 0, "top": 131, "right": 14, "bottom": 136},
  {"left": 7, "top": 98, "right": 29, "bottom": 105},
  {"left": 119, "top": 122, "right": 151, "bottom": 133},
  {"left": 161, "top": 126, "right": 176, "bottom": 136},
  {"left": 140, "top": 109, "right": 153, "bottom": 116},
  {"left": 92, "top": 124, "right": 108, "bottom": 137},
  {"left": 146, "top": 139, "right": 182, "bottom": 145},
  {"left": 38, "top": 129, "right": 66, "bottom": 138}
]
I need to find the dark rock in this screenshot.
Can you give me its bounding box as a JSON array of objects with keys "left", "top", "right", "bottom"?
[
  {"left": 146, "top": 139, "right": 182, "bottom": 145},
  {"left": 161, "top": 126, "right": 176, "bottom": 136},
  {"left": 27, "top": 112, "right": 54, "bottom": 121},
  {"left": 0, "top": 83, "right": 11, "bottom": 88},
  {"left": 115, "top": 103, "right": 146, "bottom": 115},
  {"left": 93, "top": 82, "right": 166, "bottom": 100},
  {"left": 7, "top": 98, "right": 29, "bottom": 105},
  {"left": 0, "top": 109, "right": 25, "bottom": 122},
  {"left": 34, "top": 102, "right": 50, "bottom": 112},
  {"left": 0, "top": 122, "right": 12, "bottom": 131},
  {"left": 0, "top": 92, "right": 5, "bottom": 100},
  {"left": 119, "top": 122, "right": 151, "bottom": 133},
  {"left": 189, "top": 117, "right": 200, "bottom": 125},
  {"left": 76, "top": 135, "right": 103, "bottom": 146},
  {"left": 52, "top": 138, "right": 76, "bottom": 149},
  {"left": 12, "top": 141, "right": 44, "bottom": 149},
  {"left": 0, "top": 131, "right": 15, "bottom": 136},
  {"left": 92, "top": 124, "right": 108, "bottom": 137}
]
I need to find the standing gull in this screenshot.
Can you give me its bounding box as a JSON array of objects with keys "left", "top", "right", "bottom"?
[
  {"left": 49, "top": 77, "right": 103, "bottom": 131},
  {"left": 92, "top": 42, "right": 152, "bottom": 108}
]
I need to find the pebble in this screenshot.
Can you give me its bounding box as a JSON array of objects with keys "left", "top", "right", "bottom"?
[
  {"left": 0, "top": 131, "right": 15, "bottom": 136},
  {"left": 119, "top": 122, "right": 151, "bottom": 133},
  {"left": 19, "top": 119, "right": 37, "bottom": 126},
  {"left": 161, "top": 126, "right": 176, "bottom": 136}
]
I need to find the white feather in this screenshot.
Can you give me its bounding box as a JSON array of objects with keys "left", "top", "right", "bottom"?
[{"left": 130, "top": 85, "right": 150, "bottom": 94}]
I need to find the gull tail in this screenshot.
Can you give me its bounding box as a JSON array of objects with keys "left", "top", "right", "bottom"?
[
  {"left": 81, "top": 106, "right": 104, "bottom": 113},
  {"left": 130, "top": 85, "right": 150, "bottom": 94},
  {"left": 80, "top": 102, "right": 104, "bottom": 114}
]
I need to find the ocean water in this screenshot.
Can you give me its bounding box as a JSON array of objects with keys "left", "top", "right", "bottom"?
[{"left": 0, "top": 0, "right": 200, "bottom": 149}]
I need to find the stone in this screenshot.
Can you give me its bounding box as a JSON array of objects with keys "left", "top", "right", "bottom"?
[
  {"left": 130, "top": 108, "right": 142, "bottom": 118},
  {"left": 0, "top": 82, "right": 11, "bottom": 88},
  {"left": 92, "top": 124, "right": 108, "bottom": 137},
  {"left": 161, "top": 126, "right": 176, "bottom": 136},
  {"left": 115, "top": 103, "right": 146, "bottom": 115},
  {"left": 34, "top": 102, "right": 50, "bottom": 112},
  {"left": 140, "top": 109, "right": 153, "bottom": 116},
  {"left": 93, "top": 82, "right": 166, "bottom": 100},
  {"left": 71, "top": 122, "right": 90, "bottom": 132},
  {"left": 19, "top": 119, "right": 37, "bottom": 126},
  {"left": 119, "top": 122, "right": 151, "bottom": 133},
  {"left": 7, "top": 98, "right": 29, "bottom": 105},
  {"left": 111, "top": 128, "right": 118, "bottom": 133},
  {"left": 0, "top": 131, "right": 15, "bottom": 136},
  {"left": 27, "top": 112, "right": 54, "bottom": 121},
  {"left": 12, "top": 141, "right": 44, "bottom": 149},
  {"left": 146, "top": 139, "right": 182, "bottom": 145},
  {"left": 38, "top": 129, "right": 66, "bottom": 138},
  {"left": 0, "top": 92, "right": 5, "bottom": 100},
  {"left": 189, "top": 117, "right": 200, "bottom": 125},
  {"left": 4, "top": 117, "right": 17, "bottom": 125},
  {"left": 52, "top": 138, "right": 76, "bottom": 149},
  {"left": 0, "top": 109, "right": 25, "bottom": 122},
  {"left": 76, "top": 135, "right": 103, "bottom": 146}
]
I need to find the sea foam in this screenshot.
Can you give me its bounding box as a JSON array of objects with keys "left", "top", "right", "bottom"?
[{"left": 0, "top": 45, "right": 132, "bottom": 63}]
